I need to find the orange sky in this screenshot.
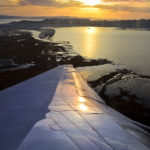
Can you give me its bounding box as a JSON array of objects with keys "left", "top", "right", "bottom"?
[{"left": 0, "top": 0, "right": 150, "bottom": 19}]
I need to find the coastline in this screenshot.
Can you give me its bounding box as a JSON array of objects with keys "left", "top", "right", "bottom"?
[
  {"left": 0, "top": 30, "right": 111, "bottom": 90},
  {"left": 0, "top": 28, "right": 150, "bottom": 126}
]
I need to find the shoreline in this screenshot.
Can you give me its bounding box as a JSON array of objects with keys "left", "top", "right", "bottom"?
[
  {"left": 0, "top": 18, "right": 150, "bottom": 31},
  {"left": 0, "top": 29, "right": 150, "bottom": 127},
  {"left": 0, "top": 30, "right": 112, "bottom": 90}
]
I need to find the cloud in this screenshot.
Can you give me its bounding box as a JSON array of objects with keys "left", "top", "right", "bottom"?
[
  {"left": 19, "top": 0, "right": 82, "bottom": 7},
  {"left": 0, "top": 0, "right": 20, "bottom": 7},
  {"left": 0, "top": 0, "right": 150, "bottom": 14},
  {"left": 93, "top": 3, "right": 150, "bottom": 13},
  {"left": 0, "top": 0, "right": 82, "bottom": 8}
]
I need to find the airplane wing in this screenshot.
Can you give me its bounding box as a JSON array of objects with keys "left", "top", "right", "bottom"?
[{"left": 0, "top": 65, "right": 150, "bottom": 150}]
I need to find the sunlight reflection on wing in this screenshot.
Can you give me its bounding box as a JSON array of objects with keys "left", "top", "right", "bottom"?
[
  {"left": 79, "top": 103, "right": 88, "bottom": 111},
  {"left": 79, "top": 97, "right": 86, "bottom": 102}
]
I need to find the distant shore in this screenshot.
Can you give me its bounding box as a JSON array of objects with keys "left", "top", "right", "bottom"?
[{"left": 0, "top": 18, "right": 150, "bottom": 30}]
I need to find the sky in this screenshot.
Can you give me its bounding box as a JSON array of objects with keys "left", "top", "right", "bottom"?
[{"left": 0, "top": 0, "right": 150, "bottom": 19}]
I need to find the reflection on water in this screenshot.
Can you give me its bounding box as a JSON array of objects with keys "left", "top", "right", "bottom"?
[
  {"left": 77, "top": 64, "right": 123, "bottom": 81},
  {"left": 83, "top": 27, "right": 98, "bottom": 58},
  {"left": 53, "top": 27, "right": 150, "bottom": 75},
  {"left": 87, "top": 27, "right": 97, "bottom": 34}
]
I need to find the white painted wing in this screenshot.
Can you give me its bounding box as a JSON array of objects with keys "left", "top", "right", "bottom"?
[
  {"left": 17, "top": 65, "right": 150, "bottom": 150},
  {"left": 0, "top": 65, "right": 149, "bottom": 150}
]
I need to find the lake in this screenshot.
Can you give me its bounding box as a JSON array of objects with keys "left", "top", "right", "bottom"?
[{"left": 53, "top": 27, "right": 150, "bottom": 75}]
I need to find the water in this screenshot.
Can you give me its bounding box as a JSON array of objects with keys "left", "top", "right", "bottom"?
[{"left": 53, "top": 27, "right": 150, "bottom": 75}]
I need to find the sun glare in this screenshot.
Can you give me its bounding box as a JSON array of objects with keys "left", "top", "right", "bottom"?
[
  {"left": 79, "top": 97, "right": 86, "bottom": 102},
  {"left": 79, "top": 104, "right": 88, "bottom": 111},
  {"left": 87, "top": 27, "right": 96, "bottom": 34},
  {"left": 83, "top": 0, "right": 101, "bottom": 6}
]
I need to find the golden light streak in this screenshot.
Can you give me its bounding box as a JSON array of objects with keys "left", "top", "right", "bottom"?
[
  {"left": 72, "top": 72, "right": 88, "bottom": 111},
  {"left": 72, "top": 72, "right": 82, "bottom": 90},
  {"left": 79, "top": 103, "right": 88, "bottom": 111},
  {"left": 87, "top": 27, "right": 96, "bottom": 34},
  {"left": 82, "top": 27, "right": 97, "bottom": 58},
  {"left": 79, "top": 97, "right": 86, "bottom": 103}
]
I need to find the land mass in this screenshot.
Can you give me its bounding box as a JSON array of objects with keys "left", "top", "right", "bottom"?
[
  {"left": 0, "top": 30, "right": 111, "bottom": 90},
  {"left": 0, "top": 25, "right": 150, "bottom": 126},
  {"left": 0, "top": 17, "right": 150, "bottom": 30}
]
